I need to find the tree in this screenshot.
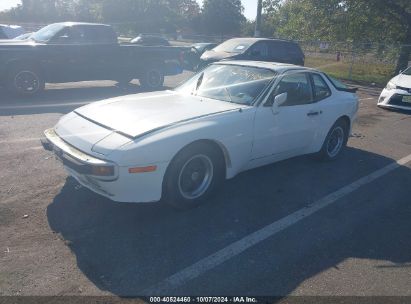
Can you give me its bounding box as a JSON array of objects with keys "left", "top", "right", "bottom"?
[
  {"left": 360, "top": 0, "right": 411, "bottom": 73},
  {"left": 262, "top": 0, "right": 411, "bottom": 74},
  {"left": 201, "top": 0, "right": 245, "bottom": 36}
]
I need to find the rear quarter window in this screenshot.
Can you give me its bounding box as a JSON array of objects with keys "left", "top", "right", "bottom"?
[
  {"left": 311, "top": 73, "right": 331, "bottom": 100},
  {"left": 76, "top": 26, "right": 117, "bottom": 44},
  {"left": 286, "top": 43, "right": 303, "bottom": 56}
]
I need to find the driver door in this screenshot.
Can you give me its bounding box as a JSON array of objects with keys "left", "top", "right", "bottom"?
[
  {"left": 251, "top": 71, "right": 321, "bottom": 163},
  {"left": 45, "top": 26, "right": 87, "bottom": 82}
]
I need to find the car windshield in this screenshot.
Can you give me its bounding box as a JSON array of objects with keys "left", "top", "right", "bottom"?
[
  {"left": 402, "top": 67, "right": 411, "bottom": 76},
  {"left": 175, "top": 64, "right": 275, "bottom": 105},
  {"left": 213, "top": 39, "right": 252, "bottom": 53},
  {"left": 31, "top": 23, "right": 66, "bottom": 42}
]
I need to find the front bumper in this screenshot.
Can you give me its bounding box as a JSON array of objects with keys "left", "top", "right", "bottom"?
[
  {"left": 41, "top": 128, "right": 118, "bottom": 180},
  {"left": 378, "top": 88, "right": 411, "bottom": 110},
  {"left": 41, "top": 128, "right": 167, "bottom": 203}
]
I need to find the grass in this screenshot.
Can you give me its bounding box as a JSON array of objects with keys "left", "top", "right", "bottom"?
[{"left": 305, "top": 56, "right": 395, "bottom": 87}]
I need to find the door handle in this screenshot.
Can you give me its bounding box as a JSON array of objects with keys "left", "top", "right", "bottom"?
[{"left": 307, "top": 110, "right": 322, "bottom": 116}]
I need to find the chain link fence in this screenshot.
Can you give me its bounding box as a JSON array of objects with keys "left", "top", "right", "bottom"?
[{"left": 298, "top": 41, "right": 410, "bottom": 85}]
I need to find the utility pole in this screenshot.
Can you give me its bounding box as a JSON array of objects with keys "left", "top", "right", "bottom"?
[{"left": 254, "top": 0, "right": 263, "bottom": 37}]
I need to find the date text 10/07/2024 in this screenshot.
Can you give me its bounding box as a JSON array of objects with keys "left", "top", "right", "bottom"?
[{"left": 148, "top": 297, "right": 258, "bottom": 303}]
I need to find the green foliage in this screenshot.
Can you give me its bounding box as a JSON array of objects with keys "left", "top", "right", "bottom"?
[
  {"left": 200, "top": 0, "right": 245, "bottom": 35},
  {"left": 0, "top": 0, "right": 201, "bottom": 34},
  {"left": 261, "top": 0, "right": 411, "bottom": 74}
]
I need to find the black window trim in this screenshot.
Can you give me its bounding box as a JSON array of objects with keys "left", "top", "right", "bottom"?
[{"left": 309, "top": 72, "right": 332, "bottom": 102}]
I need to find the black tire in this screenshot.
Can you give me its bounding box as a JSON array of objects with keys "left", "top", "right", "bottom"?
[
  {"left": 163, "top": 142, "right": 225, "bottom": 210},
  {"left": 318, "top": 119, "right": 349, "bottom": 161},
  {"left": 139, "top": 67, "right": 164, "bottom": 90},
  {"left": 6, "top": 64, "right": 45, "bottom": 96}
]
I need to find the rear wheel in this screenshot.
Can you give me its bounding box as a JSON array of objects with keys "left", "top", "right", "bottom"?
[
  {"left": 318, "top": 119, "right": 349, "bottom": 161},
  {"left": 164, "top": 143, "right": 225, "bottom": 209},
  {"left": 139, "top": 67, "right": 164, "bottom": 90},
  {"left": 6, "top": 65, "right": 45, "bottom": 96}
]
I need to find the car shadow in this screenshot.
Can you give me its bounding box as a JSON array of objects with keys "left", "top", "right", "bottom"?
[
  {"left": 378, "top": 106, "right": 411, "bottom": 115},
  {"left": 0, "top": 82, "right": 172, "bottom": 116},
  {"left": 46, "top": 147, "right": 411, "bottom": 296}
]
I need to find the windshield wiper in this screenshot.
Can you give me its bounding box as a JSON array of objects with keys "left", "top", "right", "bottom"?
[{"left": 195, "top": 73, "right": 204, "bottom": 92}]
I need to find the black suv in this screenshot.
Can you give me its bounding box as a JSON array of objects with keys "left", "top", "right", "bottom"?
[{"left": 200, "top": 38, "right": 304, "bottom": 68}]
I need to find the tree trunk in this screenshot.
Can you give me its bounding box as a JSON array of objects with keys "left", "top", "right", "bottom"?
[{"left": 395, "top": 24, "right": 411, "bottom": 75}]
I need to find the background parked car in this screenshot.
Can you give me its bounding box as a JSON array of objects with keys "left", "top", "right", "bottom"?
[
  {"left": 0, "top": 24, "right": 25, "bottom": 39},
  {"left": 183, "top": 43, "right": 218, "bottom": 71},
  {"left": 192, "top": 42, "right": 218, "bottom": 56},
  {"left": 13, "top": 32, "right": 34, "bottom": 40},
  {"left": 200, "top": 38, "right": 305, "bottom": 69},
  {"left": 130, "top": 34, "right": 170, "bottom": 46},
  {"left": 0, "top": 22, "right": 185, "bottom": 96},
  {"left": 378, "top": 66, "right": 411, "bottom": 111}
]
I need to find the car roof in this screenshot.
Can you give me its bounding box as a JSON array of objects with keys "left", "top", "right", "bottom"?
[
  {"left": 194, "top": 42, "right": 217, "bottom": 46},
  {"left": 0, "top": 24, "right": 23, "bottom": 29},
  {"left": 224, "top": 37, "right": 297, "bottom": 44},
  {"left": 53, "top": 22, "right": 112, "bottom": 27},
  {"left": 214, "top": 60, "right": 320, "bottom": 74}
]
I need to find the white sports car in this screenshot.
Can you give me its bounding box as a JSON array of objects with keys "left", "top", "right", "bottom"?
[
  {"left": 378, "top": 67, "right": 411, "bottom": 111},
  {"left": 42, "top": 61, "right": 358, "bottom": 209}
]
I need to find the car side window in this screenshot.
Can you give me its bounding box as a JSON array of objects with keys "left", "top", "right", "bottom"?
[
  {"left": 269, "top": 41, "right": 287, "bottom": 59},
  {"left": 269, "top": 72, "right": 313, "bottom": 106},
  {"left": 51, "top": 27, "right": 82, "bottom": 44},
  {"left": 75, "top": 26, "right": 116, "bottom": 44},
  {"left": 311, "top": 73, "right": 331, "bottom": 101}
]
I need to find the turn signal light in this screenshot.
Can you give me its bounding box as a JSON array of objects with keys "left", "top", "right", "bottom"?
[
  {"left": 91, "top": 165, "right": 115, "bottom": 176},
  {"left": 128, "top": 166, "right": 157, "bottom": 173}
]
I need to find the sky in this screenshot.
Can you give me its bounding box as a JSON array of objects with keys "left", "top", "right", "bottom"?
[
  {"left": 196, "top": 0, "right": 257, "bottom": 20},
  {"left": 0, "top": 0, "right": 21, "bottom": 12},
  {"left": 0, "top": 0, "right": 258, "bottom": 20}
]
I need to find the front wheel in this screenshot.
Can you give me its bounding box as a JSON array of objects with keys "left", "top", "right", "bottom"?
[
  {"left": 163, "top": 143, "right": 225, "bottom": 209},
  {"left": 6, "top": 65, "right": 45, "bottom": 96},
  {"left": 139, "top": 67, "right": 164, "bottom": 90},
  {"left": 318, "top": 119, "right": 349, "bottom": 161}
]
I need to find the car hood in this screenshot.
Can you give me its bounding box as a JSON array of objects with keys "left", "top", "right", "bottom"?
[
  {"left": 74, "top": 90, "right": 244, "bottom": 139},
  {"left": 200, "top": 50, "right": 236, "bottom": 61},
  {"left": 391, "top": 74, "right": 411, "bottom": 88}
]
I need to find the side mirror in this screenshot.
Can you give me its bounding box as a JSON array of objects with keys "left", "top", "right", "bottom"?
[{"left": 271, "top": 92, "right": 287, "bottom": 115}]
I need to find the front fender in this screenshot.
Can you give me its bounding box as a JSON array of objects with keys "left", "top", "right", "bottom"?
[{"left": 110, "top": 107, "right": 256, "bottom": 179}]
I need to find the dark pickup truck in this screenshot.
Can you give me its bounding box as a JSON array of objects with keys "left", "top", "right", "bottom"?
[{"left": 0, "top": 22, "right": 185, "bottom": 96}]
